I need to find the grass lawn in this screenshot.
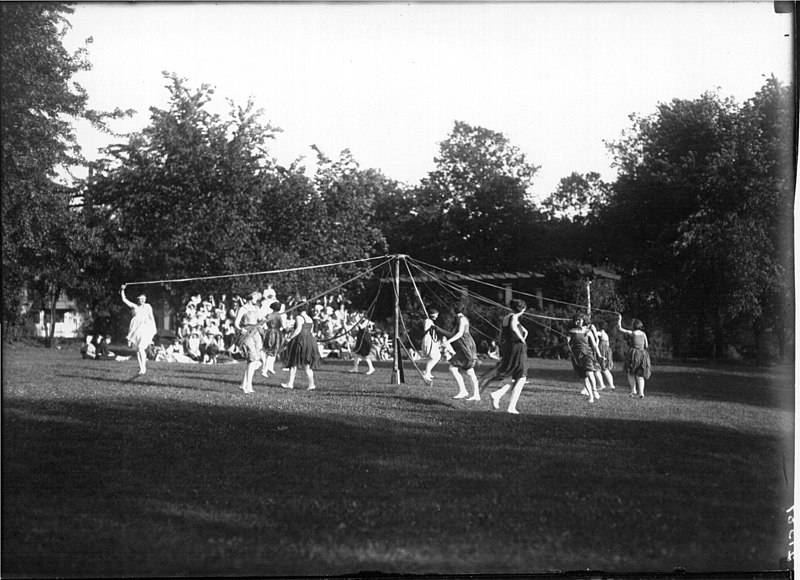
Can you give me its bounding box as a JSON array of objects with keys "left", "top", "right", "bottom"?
[{"left": 1, "top": 343, "right": 795, "bottom": 577}]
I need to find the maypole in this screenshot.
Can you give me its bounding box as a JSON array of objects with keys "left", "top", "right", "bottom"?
[
  {"left": 586, "top": 279, "right": 592, "bottom": 319},
  {"left": 392, "top": 254, "right": 406, "bottom": 384}
]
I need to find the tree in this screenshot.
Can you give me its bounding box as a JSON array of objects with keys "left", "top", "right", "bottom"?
[
  {"left": 85, "top": 75, "right": 389, "bottom": 323},
  {"left": 601, "top": 80, "right": 794, "bottom": 360},
  {"left": 541, "top": 171, "right": 611, "bottom": 223},
  {"left": 1, "top": 2, "right": 128, "bottom": 342},
  {"left": 380, "top": 121, "right": 544, "bottom": 271}
]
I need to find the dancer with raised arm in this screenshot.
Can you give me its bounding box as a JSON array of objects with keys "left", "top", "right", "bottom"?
[
  {"left": 121, "top": 285, "right": 158, "bottom": 375},
  {"left": 480, "top": 299, "right": 529, "bottom": 414},
  {"left": 436, "top": 303, "right": 480, "bottom": 401},
  {"left": 234, "top": 290, "right": 264, "bottom": 394},
  {"left": 567, "top": 313, "right": 603, "bottom": 403},
  {"left": 281, "top": 303, "right": 321, "bottom": 390},
  {"left": 617, "top": 313, "right": 651, "bottom": 398}
]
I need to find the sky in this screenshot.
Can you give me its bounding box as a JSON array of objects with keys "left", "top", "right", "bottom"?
[{"left": 62, "top": 1, "right": 794, "bottom": 200}]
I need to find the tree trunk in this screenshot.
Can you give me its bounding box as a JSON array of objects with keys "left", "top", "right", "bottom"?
[
  {"left": 752, "top": 317, "right": 765, "bottom": 366},
  {"left": 47, "top": 286, "right": 59, "bottom": 348},
  {"left": 670, "top": 311, "right": 682, "bottom": 358},
  {"left": 712, "top": 308, "right": 724, "bottom": 361}
]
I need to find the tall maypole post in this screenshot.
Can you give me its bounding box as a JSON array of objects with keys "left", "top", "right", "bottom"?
[
  {"left": 586, "top": 279, "right": 593, "bottom": 320},
  {"left": 392, "top": 254, "right": 406, "bottom": 384}
]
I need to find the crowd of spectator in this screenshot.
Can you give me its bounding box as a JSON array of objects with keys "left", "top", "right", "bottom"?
[{"left": 142, "top": 285, "right": 395, "bottom": 365}]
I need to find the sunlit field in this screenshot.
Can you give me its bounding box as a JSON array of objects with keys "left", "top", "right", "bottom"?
[{"left": 1, "top": 343, "right": 794, "bottom": 577}]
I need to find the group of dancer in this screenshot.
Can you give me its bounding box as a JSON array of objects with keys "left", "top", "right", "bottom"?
[
  {"left": 566, "top": 312, "right": 651, "bottom": 402},
  {"left": 415, "top": 300, "right": 652, "bottom": 413},
  {"left": 120, "top": 285, "right": 652, "bottom": 413}
]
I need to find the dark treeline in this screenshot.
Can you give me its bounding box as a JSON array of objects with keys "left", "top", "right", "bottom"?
[{"left": 2, "top": 3, "right": 794, "bottom": 362}]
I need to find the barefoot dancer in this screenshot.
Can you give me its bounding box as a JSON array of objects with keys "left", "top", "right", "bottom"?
[
  {"left": 567, "top": 313, "right": 603, "bottom": 403},
  {"left": 349, "top": 317, "right": 376, "bottom": 375},
  {"left": 261, "top": 302, "right": 285, "bottom": 377},
  {"left": 281, "top": 303, "right": 321, "bottom": 390},
  {"left": 436, "top": 303, "right": 480, "bottom": 401},
  {"left": 121, "top": 285, "right": 157, "bottom": 375},
  {"left": 480, "top": 299, "right": 529, "bottom": 414},
  {"left": 420, "top": 309, "right": 442, "bottom": 385},
  {"left": 234, "top": 290, "right": 264, "bottom": 394},
  {"left": 595, "top": 320, "right": 616, "bottom": 390},
  {"left": 617, "top": 313, "right": 651, "bottom": 398}
]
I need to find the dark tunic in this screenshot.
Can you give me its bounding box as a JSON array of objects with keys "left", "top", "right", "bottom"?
[
  {"left": 284, "top": 320, "right": 322, "bottom": 369},
  {"left": 490, "top": 316, "right": 528, "bottom": 382},
  {"left": 354, "top": 326, "right": 374, "bottom": 358},
  {"left": 623, "top": 332, "right": 651, "bottom": 379},
  {"left": 447, "top": 315, "right": 478, "bottom": 371},
  {"left": 569, "top": 327, "right": 599, "bottom": 379},
  {"left": 263, "top": 314, "right": 285, "bottom": 357}
]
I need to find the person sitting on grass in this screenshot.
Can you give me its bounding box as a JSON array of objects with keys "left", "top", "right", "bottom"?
[
  {"left": 166, "top": 338, "right": 195, "bottom": 363},
  {"left": 81, "top": 335, "right": 97, "bottom": 360},
  {"left": 89, "top": 335, "right": 131, "bottom": 362},
  {"left": 200, "top": 329, "right": 220, "bottom": 364},
  {"left": 185, "top": 331, "right": 202, "bottom": 362}
]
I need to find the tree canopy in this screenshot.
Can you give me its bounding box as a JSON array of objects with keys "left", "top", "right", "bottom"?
[
  {"left": 1, "top": 4, "right": 793, "bottom": 362},
  {"left": 1, "top": 2, "right": 128, "bottom": 341}
]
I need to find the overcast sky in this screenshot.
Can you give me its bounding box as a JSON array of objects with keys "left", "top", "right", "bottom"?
[{"left": 63, "top": 1, "right": 794, "bottom": 199}]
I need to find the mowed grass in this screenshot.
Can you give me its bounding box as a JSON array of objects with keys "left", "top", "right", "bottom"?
[{"left": 1, "top": 344, "right": 794, "bottom": 577}]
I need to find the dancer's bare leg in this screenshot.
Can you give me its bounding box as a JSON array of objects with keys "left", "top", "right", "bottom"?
[
  {"left": 450, "top": 367, "right": 468, "bottom": 398},
  {"left": 506, "top": 377, "right": 526, "bottom": 414},
  {"left": 466, "top": 368, "right": 481, "bottom": 401},
  {"left": 490, "top": 384, "right": 511, "bottom": 409},
  {"left": 282, "top": 367, "right": 297, "bottom": 389},
  {"left": 305, "top": 365, "right": 316, "bottom": 390}
]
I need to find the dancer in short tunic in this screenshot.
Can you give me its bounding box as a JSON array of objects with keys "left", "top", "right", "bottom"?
[
  {"left": 617, "top": 313, "right": 651, "bottom": 398},
  {"left": 121, "top": 285, "right": 158, "bottom": 375},
  {"left": 567, "top": 313, "right": 603, "bottom": 402},
  {"left": 480, "top": 299, "right": 529, "bottom": 414},
  {"left": 235, "top": 290, "right": 265, "bottom": 394},
  {"left": 281, "top": 303, "right": 321, "bottom": 390},
  {"left": 349, "top": 317, "right": 376, "bottom": 375},
  {"left": 261, "top": 302, "right": 285, "bottom": 377},
  {"left": 420, "top": 309, "right": 442, "bottom": 385},
  {"left": 436, "top": 304, "right": 480, "bottom": 400},
  {"left": 595, "top": 321, "right": 616, "bottom": 390}
]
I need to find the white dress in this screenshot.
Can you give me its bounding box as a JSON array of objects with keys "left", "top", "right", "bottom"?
[
  {"left": 127, "top": 303, "right": 157, "bottom": 350},
  {"left": 421, "top": 319, "right": 442, "bottom": 362}
]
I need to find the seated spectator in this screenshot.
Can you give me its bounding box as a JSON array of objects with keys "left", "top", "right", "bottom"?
[
  {"left": 148, "top": 340, "right": 169, "bottom": 362},
  {"left": 185, "top": 330, "right": 202, "bottom": 361},
  {"left": 487, "top": 340, "right": 501, "bottom": 360},
  {"left": 214, "top": 295, "right": 228, "bottom": 321},
  {"left": 166, "top": 339, "right": 195, "bottom": 363},
  {"left": 96, "top": 335, "right": 131, "bottom": 361},
  {"left": 200, "top": 329, "right": 220, "bottom": 364},
  {"left": 81, "top": 335, "right": 97, "bottom": 360},
  {"left": 221, "top": 318, "right": 237, "bottom": 352}
]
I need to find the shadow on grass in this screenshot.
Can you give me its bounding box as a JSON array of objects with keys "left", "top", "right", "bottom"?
[
  {"left": 525, "top": 364, "right": 794, "bottom": 411},
  {"left": 2, "top": 388, "right": 793, "bottom": 578}
]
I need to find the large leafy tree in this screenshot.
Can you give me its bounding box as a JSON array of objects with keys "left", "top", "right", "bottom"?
[
  {"left": 541, "top": 171, "right": 611, "bottom": 224},
  {"left": 252, "top": 146, "right": 389, "bottom": 301},
  {"left": 85, "top": 75, "right": 389, "bottom": 326},
  {"left": 378, "top": 121, "right": 544, "bottom": 271},
  {"left": 1, "top": 2, "right": 128, "bottom": 342},
  {"left": 601, "top": 79, "right": 794, "bottom": 359},
  {"left": 85, "top": 75, "right": 280, "bottom": 323}
]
